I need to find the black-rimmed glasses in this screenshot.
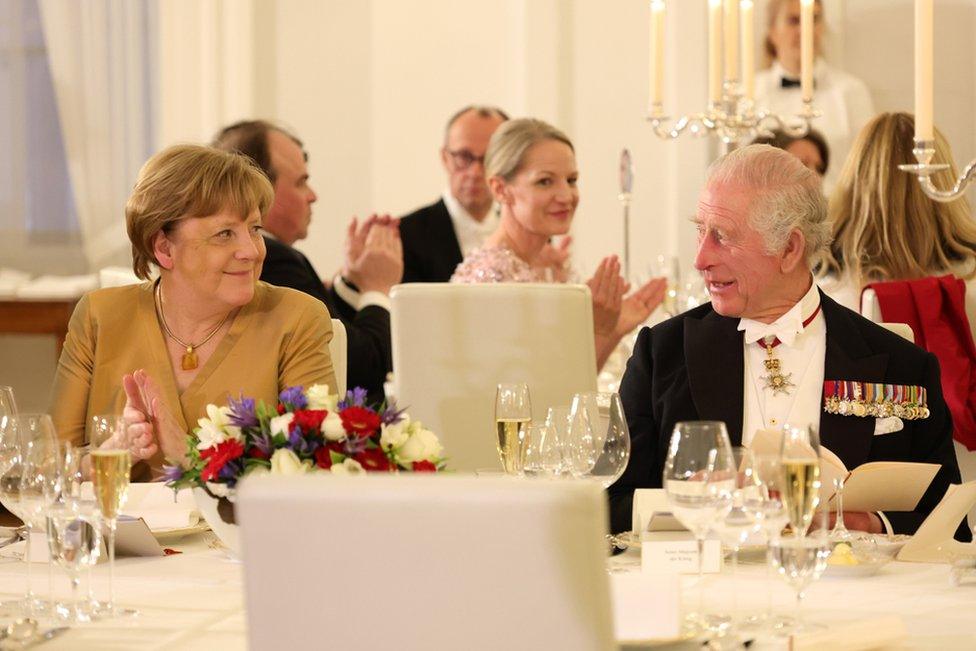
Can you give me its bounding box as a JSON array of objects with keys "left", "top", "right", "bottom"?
[{"left": 445, "top": 149, "right": 485, "bottom": 170}]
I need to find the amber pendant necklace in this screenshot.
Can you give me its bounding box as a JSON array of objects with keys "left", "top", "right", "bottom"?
[{"left": 154, "top": 282, "right": 230, "bottom": 370}]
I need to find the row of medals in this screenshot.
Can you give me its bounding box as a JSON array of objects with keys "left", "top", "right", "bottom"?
[{"left": 823, "top": 395, "right": 930, "bottom": 420}]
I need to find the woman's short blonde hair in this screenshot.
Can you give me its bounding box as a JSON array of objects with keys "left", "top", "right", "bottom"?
[
  {"left": 125, "top": 144, "right": 274, "bottom": 279},
  {"left": 817, "top": 112, "right": 976, "bottom": 285},
  {"left": 484, "top": 118, "right": 574, "bottom": 183}
]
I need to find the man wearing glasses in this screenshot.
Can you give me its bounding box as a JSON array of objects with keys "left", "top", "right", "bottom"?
[{"left": 399, "top": 106, "right": 509, "bottom": 283}]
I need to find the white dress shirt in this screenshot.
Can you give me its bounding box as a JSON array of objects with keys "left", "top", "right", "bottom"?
[
  {"left": 442, "top": 190, "right": 498, "bottom": 257},
  {"left": 740, "top": 280, "right": 825, "bottom": 447},
  {"left": 754, "top": 59, "right": 875, "bottom": 193}
]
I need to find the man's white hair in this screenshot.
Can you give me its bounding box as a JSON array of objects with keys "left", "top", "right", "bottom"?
[{"left": 705, "top": 144, "right": 830, "bottom": 260}]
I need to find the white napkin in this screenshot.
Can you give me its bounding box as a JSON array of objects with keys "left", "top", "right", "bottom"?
[
  {"left": 119, "top": 483, "right": 200, "bottom": 531},
  {"left": 791, "top": 615, "right": 908, "bottom": 650},
  {"left": 610, "top": 572, "right": 681, "bottom": 642},
  {"left": 15, "top": 273, "right": 97, "bottom": 299}
]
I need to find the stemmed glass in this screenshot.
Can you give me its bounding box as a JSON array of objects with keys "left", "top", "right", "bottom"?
[
  {"left": 544, "top": 406, "right": 572, "bottom": 475},
  {"left": 663, "top": 421, "right": 735, "bottom": 635},
  {"left": 87, "top": 414, "right": 133, "bottom": 617},
  {"left": 750, "top": 451, "right": 793, "bottom": 632},
  {"left": 715, "top": 447, "right": 764, "bottom": 629},
  {"left": 568, "top": 392, "right": 631, "bottom": 487},
  {"left": 829, "top": 476, "right": 852, "bottom": 541},
  {"left": 494, "top": 384, "right": 531, "bottom": 475},
  {"left": 12, "top": 414, "right": 61, "bottom": 617},
  {"left": 769, "top": 424, "right": 829, "bottom": 634},
  {"left": 47, "top": 500, "right": 102, "bottom": 623},
  {"left": 522, "top": 424, "right": 561, "bottom": 478},
  {"left": 656, "top": 254, "right": 681, "bottom": 316}
]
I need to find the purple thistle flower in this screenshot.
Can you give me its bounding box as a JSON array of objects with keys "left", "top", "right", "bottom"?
[
  {"left": 279, "top": 386, "right": 308, "bottom": 410},
  {"left": 343, "top": 435, "right": 367, "bottom": 456},
  {"left": 381, "top": 401, "right": 408, "bottom": 426},
  {"left": 227, "top": 394, "right": 258, "bottom": 428},
  {"left": 219, "top": 459, "right": 243, "bottom": 482},
  {"left": 162, "top": 464, "right": 184, "bottom": 483},
  {"left": 252, "top": 431, "right": 273, "bottom": 457},
  {"left": 338, "top": 386, "right": 369, "bottom": 410}
]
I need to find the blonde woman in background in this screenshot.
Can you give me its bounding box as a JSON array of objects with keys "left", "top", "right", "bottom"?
[
  {"left": 451, "top": 118, "right": 666, "bottom": 370},
  {"left": 754, "top": 0, "right": 874, "bottom": 192},
  {"left": 817, "top": 112, "right": 976, "bottom": 338}
]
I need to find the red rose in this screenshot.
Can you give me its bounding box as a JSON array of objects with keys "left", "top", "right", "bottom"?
[
  {"left": 292, "top": 409, "right": 327, "bottom": 436},
  {"left": 411, "top": 460, "right": 437, "bottom": 473},
  {"left": 354, "top": 448, "right": 392, "bottom": 472},
  {"left": 276, "top": 403, "right": 286, "bottom": 415},
  {"left": 339, "top": 406, "right": 381, "bottom": 439},
  {"left": 314, "top": 447, "right": 334, "bottom": 469},
  {"left": 249, "top": 447, "right": 270, "bottom": 461},
  {"left": 200, "top": 439, "right": 245, "bottom": 482}
]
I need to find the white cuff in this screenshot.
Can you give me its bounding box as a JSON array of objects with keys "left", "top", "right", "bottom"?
[
  {"left": 359, "top": 291, "right": 391, "bottom": 312},
  {"left": 876, "top": 511, "right": 893, "bottom": 535},
  {"left": 332, "top": 274, "right": 361, "bottom": 308}
]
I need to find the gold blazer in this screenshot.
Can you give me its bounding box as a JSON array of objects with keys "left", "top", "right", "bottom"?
[{"left": 50, "top": 281, "right": 336, "bottom": 478}]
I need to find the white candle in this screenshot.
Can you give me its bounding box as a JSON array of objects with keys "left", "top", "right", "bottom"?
[
  {"left": 723, "top": 0, "right": 739, "bottom": 83},
  {"left": 709, "top": 0, "right": 723, "bottom": 104},
  {"left": 915, "top": 0, "right": 934, "bottom": 141},
  {"left": 800, "top": 0, "right": 814, "bottom": 102},
  {"left": 649, "top": 0, "right": 666, "bottom": 112},
  {"left": 740, "top": 0, "right": 754, "bottom": 100}
]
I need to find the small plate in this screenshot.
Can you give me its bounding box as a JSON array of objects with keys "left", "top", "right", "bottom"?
[
  {"left": 824, "top": 556, "right": 890, "bottom": 577},
  {"left": 151, "top": 521, "right": 210, "bottom": 541}
]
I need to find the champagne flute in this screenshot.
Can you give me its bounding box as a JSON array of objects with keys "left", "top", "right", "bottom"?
[
  {"left": 663, "top": 421, "right": 735, "bottom": 635},
  {"left": 46, "top": 500, "right": 101, "bottom": 623},
  {"left": 569, "top": 392, "right": 631, "bottom": 488},
  {"left": 779, "top": 424, "right": 821, "bottom": 536},
  {"left": 829, "top": 476, "right": 851, "bottom": 542},
  {"left": 88, "top": 414, "right": 132, "bottom": 617},
  {"left": 494, "top": 384, "right": 531, "bottom": 475}
]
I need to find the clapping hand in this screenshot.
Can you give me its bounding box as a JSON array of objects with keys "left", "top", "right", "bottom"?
[
  {"left": 615, "top": 276, "right": 667, "bottom": 335},
  {"left": 120, "top": 369, "right": 187, "bottom": 465},
  {"left": 587, "top": 256, "right": 626, "bottom": 336},
  {"left": 342, "top": 213, "right": 403, "bottom": 295},
  {"left": 533, "top": 236, "right": 573, "bottom": 282}
]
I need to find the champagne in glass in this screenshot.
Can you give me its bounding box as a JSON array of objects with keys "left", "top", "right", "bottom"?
[
  {"left": 779, "top": 425, "right": 822, "bottom": 536},
  {"left": 494, "top": 383, "right": 531, "bottom": 475}
]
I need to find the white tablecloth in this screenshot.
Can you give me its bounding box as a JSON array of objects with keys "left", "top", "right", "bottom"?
[{"left": 0, "top": 534, "right": 973, "bottom": 649}]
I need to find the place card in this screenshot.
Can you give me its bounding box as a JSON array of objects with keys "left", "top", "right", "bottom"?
[
  {"left": 641, "top": 532, "right": 722, "bottom": 574},
  {"left": 610, "top": 572, "right": 681, "bottom": 642},
  {"left": 27, "top": 516, "right": 165, "bottom": 563}
]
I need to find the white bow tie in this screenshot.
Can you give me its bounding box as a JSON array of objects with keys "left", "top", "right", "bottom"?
[{"left": 738, "top": 314, "right": 804, "bottom": 347}]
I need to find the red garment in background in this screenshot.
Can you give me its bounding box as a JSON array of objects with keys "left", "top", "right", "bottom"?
[{"left": 866, "top": 275, "right": 976, "bottom": 450}]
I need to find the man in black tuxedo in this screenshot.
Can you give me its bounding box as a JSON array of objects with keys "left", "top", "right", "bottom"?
[
  {"left": 399, "top": 105, "right": 508, "bottom": 282},
  {"left": 612, "top": 144, "right": 966, "bottom": 540},
  {"left": 213, "top": 121, "right": 401, "bottom": 400}
]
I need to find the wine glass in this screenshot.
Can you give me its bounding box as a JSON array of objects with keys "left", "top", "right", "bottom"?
[
  {"left": 544, "top": 406, "right": 572, "bottom": 476},
  {"left": 88, "top": 414, "right": 132, "bottom": 617},
  {"left": 46, "top": 500, "right": 101, "bottom": 623},
  {"left": 829, "top": 476, "right": 852, "bottom": 541},
  {"left": 14, "top": 414, "right": 61, "bottom": 618},
  {"left": 0, "top": 386, "right": 19, "bottom": 479},
  {"left": 569, "top": 392, "right": 631, "bottom": 488},
  {"left": 750, "top": 451, "right": 793, "bottom": 632},
  {"left": 663, "top": 421, "right": 735, "bottom": 635},
  {"left": 715, "top": 447, "right": 764, "bottom": 629},
  {"left": 779, "top": 424, "right": 822, "bottom": 536},
  {"left": 768, "top": 507, "right": 830, "bottom": 635},
  {"left": 656, "top": 254, "right": 681, "bottom": 316},
  {"left": 494, "top": 384, "right": 531, "bottom": 475},
  {"left": 522, "top": 424, "right": 560, "bottom": 478}
]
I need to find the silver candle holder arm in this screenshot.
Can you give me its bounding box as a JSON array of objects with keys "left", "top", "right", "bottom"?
[
  {"left": 647, "top": 83, "right": 820, "bottom": 148},
  {"left": 899, "top": 141, "right": 976, "bottom": 203}
]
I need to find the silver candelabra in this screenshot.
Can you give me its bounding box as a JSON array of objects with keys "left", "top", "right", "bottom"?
[
  {"left": 899, "top": 141, "right": 976, "bottom": 203},
  {"left": 647, "top": 82, "right": 820, "bottom": 151}
]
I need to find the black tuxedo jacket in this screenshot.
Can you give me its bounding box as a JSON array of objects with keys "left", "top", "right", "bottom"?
[
  {"left": 611, "top": 291, "right": 966, "bottom": 539},
  {"left": 259, "top": 236, "right": 391, "bottom": 399},
  {"left": 399, "top": 199, "right": 464, "bottom": 283}
]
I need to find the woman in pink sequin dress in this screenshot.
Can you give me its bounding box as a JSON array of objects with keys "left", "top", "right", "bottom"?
[{"left": 452, "top": 118, "right": 666, "bottom": 368}]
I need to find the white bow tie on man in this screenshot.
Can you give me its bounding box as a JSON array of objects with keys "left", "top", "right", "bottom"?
[{"left": 737, "top": 308, "right": 806, "bottom": 348}]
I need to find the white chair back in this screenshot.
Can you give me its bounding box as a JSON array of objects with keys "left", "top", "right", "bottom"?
[
  {"left": 237, "top": 474, "right": 615, "bottom": 651},
  {"left": 861, "top": 287, "right": 916, "bottom": 342},
  {"left": 390, "top": 283, "right": 598, "bottom": 472},
  {"left": 329, "top": 318, "right": 347, "bottom": 396}
]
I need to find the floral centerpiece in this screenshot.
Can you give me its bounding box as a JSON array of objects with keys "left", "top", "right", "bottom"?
[{"left": 165, "top": 385, "right": 444, "bottom": 549}]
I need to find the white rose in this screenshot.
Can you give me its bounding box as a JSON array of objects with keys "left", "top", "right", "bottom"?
[
  {"left": 395, "top": 427, "right": 443, "bottom": 463},
  {"left": 196, "top": 404, "right": 243, "bottom": 450},
  {"left": 269, "top": 413, "right": 295, "bottom": 438},
  {"left": 379, "top": 416, "right": 411, "bottom": 450},
  {"left": 321, "top": 411, "right": 346, "bottom": 442},
  {"left": 330, "top": 458, "right": 365, "bottom": 475},
  {"left": 244, "top": 465, "right": 269, "bottom": 478},
  {"left": 206, "top": 481, "right": 231, "bottom": 498},
  {"left": 306, "top": 384, "right": 338, "bottom": 411},
  {"left": 269, "top": 448, "right": 310, "bottom": 475}
]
